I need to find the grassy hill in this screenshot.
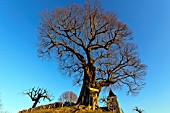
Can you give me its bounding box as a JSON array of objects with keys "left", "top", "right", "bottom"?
[{"left": 19, "top": 106, "right": 114, "bottom": 113}]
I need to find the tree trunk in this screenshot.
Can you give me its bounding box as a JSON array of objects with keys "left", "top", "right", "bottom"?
[
  {"left": 77, "top": 81, "right": 101, "bottom": 110},
  {"left": 77, "top": 82, "right": 90, "bottom": 106},
  {"left": 32, "top": 100, "right": 38, "bottom": 108},
  {"left": 77, "top": 66, "right": 100, "bottom": 110},
  {"left": 32, "top": 96, "right": 41, "bottom": 108}
]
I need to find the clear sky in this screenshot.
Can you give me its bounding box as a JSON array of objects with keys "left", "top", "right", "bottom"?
[{"left": 0, "top": 0, "right": 170, "bottom": 113}]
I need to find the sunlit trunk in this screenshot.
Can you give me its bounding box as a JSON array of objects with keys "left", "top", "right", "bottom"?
[
  {"left": 77, "top": 75, "right": 101, "bottom": 110},
  {"left": 77, "top": 64, "right": 101, "bottom": 110},
  {"left": 77, "top": 84, "right": 100, "bottom": 109}
]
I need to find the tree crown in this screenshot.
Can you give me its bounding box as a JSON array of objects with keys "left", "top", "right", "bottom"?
[{"left": 38, "top": 0, "right": 146, "bottom": 95}]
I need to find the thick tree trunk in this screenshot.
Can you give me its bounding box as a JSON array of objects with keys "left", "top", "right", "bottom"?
[
  {"left": 77, "top": 81, "right": 101, "bottom": 110},
  {"left": 77, "top": 82, "right": 90, "bottom": 106},
  {"left": 77, "top": 65, "right": 100, "bottom": 110}
]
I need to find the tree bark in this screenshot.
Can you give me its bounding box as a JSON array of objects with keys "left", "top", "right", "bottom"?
[
  {"left": 77, "top": 80, "right": 101, "bottom": 111},
  {"left": 77, "top": 64, "right": 101, "bottom": 110},
  {"left": 77, "top": 81, "right": 90, "bottom": 106}
]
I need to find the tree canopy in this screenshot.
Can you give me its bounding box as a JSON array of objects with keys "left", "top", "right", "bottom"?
[
  {"left": 58, "top": 91, "right": 78, "bottom": 103},
  {"left": 38, "top": 0, "right": 146, "bottom": 108}
]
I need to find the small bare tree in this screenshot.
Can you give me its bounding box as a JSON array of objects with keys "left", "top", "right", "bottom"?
[
  {"left": 99, "top": 96, "right": 108, "bottom": 107},
  {"left": 58, "top": 91, "right": 78, "bottom": 103},
  {"left": 0, "top": 100, "right": 2, "bottom": 110},
  {"left": 133, "top": 106, "right": 144, "bottom": 113},
  {"left": 24, "top": 87, "right": 53, "bottom": 108},
  {"left": 0, "top": 95, "right": 9, "bottom": 113}
]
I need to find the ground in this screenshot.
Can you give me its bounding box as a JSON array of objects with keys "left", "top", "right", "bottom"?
[{"left": 19, "top": 105, "right": 114, "bottom": 113}]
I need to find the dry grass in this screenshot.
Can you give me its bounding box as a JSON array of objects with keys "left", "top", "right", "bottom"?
[
  {"left": 19, "top": 105, "right": 113, "bottom": 113},
  {"left": 29, "top": 110, "right": 113, "bottom": 113},
  {"left": 21, "top": 107, "right": 113, "bottom": 113}
]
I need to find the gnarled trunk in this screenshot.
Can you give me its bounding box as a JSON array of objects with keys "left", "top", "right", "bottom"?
[
  {"left": 77, "top": 77, "right": 101, "bottom": 110},
  {"left": 77, "top": 83, "right": 100, "bottom": 110},
  {"left": 77, "top": 63, "right": 101, "bottom": 110}
]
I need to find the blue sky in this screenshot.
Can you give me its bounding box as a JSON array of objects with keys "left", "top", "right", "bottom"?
[{"left": 0, "top": 0, "right": 170, "bottom": 113}]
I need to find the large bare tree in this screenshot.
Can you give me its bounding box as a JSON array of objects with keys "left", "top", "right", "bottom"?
[{"left": 38, "top": 0, "right": 146, "bottom": 109}]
